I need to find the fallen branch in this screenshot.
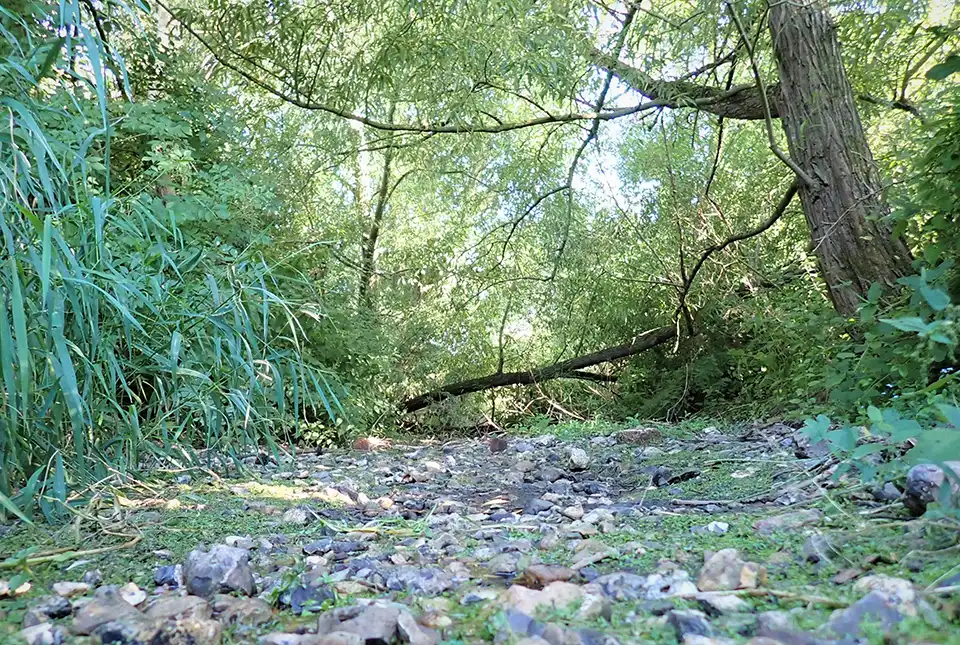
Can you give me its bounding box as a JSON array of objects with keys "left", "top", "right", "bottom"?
[
  {"left": 681, "top": 588, "right": 848, "bottom": 608},
  {"left": 0, "top": 535, "right": 142, "bottom": 570},
  {"left": 401, "top": 326, "right": 676, "bottom": 413}
]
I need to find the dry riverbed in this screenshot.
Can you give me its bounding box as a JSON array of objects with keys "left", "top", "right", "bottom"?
[{"left": 1, "top": 420, "right": 958, "bottom": 644}]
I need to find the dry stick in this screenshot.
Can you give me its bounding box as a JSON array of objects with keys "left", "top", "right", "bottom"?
[
  {"left": 571, "top": 548, "right": 618, "bottom": 571},
  {"left": 726, "top": 3, "right": 814, "bottom": 187},
  {"left": 680, "top": 589, "right": 847, "bottom": 609},
  {"left": 552, "top": 4, "right": 639, "bottom": 277},
  {"left": 0, "top": 535, "right": 142, "bottom": 570},
  {"left": 675, "top": 180, "right": 799, "bottom": 325}
]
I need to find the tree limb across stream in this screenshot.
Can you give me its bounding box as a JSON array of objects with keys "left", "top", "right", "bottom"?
[{"left": 401, "top": 325, "right": 677, "bottom": 413}]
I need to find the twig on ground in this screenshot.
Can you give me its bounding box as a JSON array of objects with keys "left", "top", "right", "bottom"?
[
  {"left": 0, "top": 535, "right": 142, "bottom": 570},
  {"left": 680, "top": 588, "right": 847, "bottom": 608}
]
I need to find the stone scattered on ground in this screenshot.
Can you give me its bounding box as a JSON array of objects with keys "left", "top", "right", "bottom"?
[
  {"left": 183, "top": 544, "right": 257, "bottom": 598},
  {"left": 1, "top": 421, "right": 955, "bottom": 644}
]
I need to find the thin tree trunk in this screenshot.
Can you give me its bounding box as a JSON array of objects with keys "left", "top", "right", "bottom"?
[
  {"left": 357, "top": 144, "right": 393, "bottom": 306},
  {"left": 768, "top": 0, "right": 913, "bottom": 315},
  {"left": 358, "top": 105, "right": 396, "bottom": 306}
]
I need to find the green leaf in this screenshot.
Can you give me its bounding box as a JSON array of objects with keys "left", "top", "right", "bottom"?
[
  {"left": 927, "top": 54, "right": 960, "bottom": 80},
  {"left": 919, "top": 286, "right": 950, "bottom": 311},
  {"left": 940, "top": 405, "right": 960, "bottom": 429},
  {"left": 53, "top": 453, "right": 66, "bottom": 504},
  {"left": 826, "top": 426, "right": 859, "bottom": 452},
  {"left": 0, "top": 489, "right": 32, "bottom": 524},
  {"left": 879, "top": 317, "right": 930, "bottom": 334},
  {"left": 852, "top": 443, "right": 884, "bottom": 459}
]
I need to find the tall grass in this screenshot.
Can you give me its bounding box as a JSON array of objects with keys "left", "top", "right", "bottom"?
[{"left": 0, "top": 2, "right": 340, "bottom": 522}]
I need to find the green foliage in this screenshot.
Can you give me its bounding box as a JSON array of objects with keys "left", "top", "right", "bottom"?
[{"left": 0, "top": 1, "right": 342, "bottom": 521}]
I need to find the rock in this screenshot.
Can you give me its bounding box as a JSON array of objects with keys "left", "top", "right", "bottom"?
[
  {"left": 334, "top": 581, "right": 368, "bottom": 595},
  {"left": 904, "top": 462, "right": 960, "bottom": 515},
  {"left": 577, "top": 584, "right": 612, "bottom": 621},
  {"left": 72, "top": 588, "right": 142, "bottom": 635},
  {"left": 82, "top": 570, "right": 103, "bottom": 586},
  {"left": 755, "top": 611, "right": 794, "bottom": 634},
  {"left": 225, "top": 535, "right": 255, "bottom": 549},
  {"left": 461, "top": 589, "right": 499, "bottom": 605},
  {"left": 385, "top": 566, "right": 455, "bottom": 595},
  {"left": 282, "top": 507, "right": 311, "bottom": 525},
  {"left": 183, "top": 544, "right": 256, "bottom": 598},
  {"left": 91, "top": 613, "right": 164, "bottom": 645},
  {"left": 652, "top": 466, "right": 674, "bottom": 487},
  {"left": 582, "top": 508, "right": 614, "bottom": 525},
  {"left": 171, "top": 617, "right": 222, "bottom": 643},
  {"left": 872, "top": 482, "right": 901, "bottom": 502},
  {"left": 119, "top": 582, "right": 147, "bottom": 607},
  {"left": 683, "top": 637, "right": 737, "bottom": 645},
  {"left": 505, "top": 581, "right": 586, "bottom": 615},
  {"left": 830, "top": 568, "right": 863, "bottom": 585},
  {"left": 526, "top": 498, "right": 554, "bottom": 514},
  {"left": 667, "top": 609, "right": 713, "bottom": 639},
  {"left": 616, "top": 427, "right": 662, "bottom": 445},
  {"left": 289, "top": 584, "right": 336, "bottom": 614},
  {"left": 154, "top": 564, "right": 182, "bottom": 587},
  {"left": 747, "top": 634, "right": 828, "bottom": 645},
  {"left": 317, "top": 603, "right": 401, "bottom": 644},
  {"left": 397, "top": 609, "right": 439, "bottom": 645},
  {"left": 0, "top": 578, "right": 31, "bottom": 598},
  {"left": 538, "top": 532, "right": 561, "bottom": 550},
  {"left": 29, "top": 595, "right": 72, "bottom": 621},
  {"left": 515, "top": 460, "right": 537, "bottom": 473},
  {"left": 569, "top": 448, "right": 590, "bottom": 471},
  {"left": 304, "top": 538, "right": 334, "bottom": 555},
  {"left": 522, "top": 564, "right": 576, "bottom": 587},
  {"left": 487, "top": 553, "right": 519, "bottom": 577},
  {"left": 540, "top": 466, "right": 565, "bottom": 483},
  {"left": 561, "top": 505, "right": 585, "bottom": 520},
  {"left": 214, "top": 595, "right": 274, "bottom": 626},
  {"left": 144, "top": 595, "right": 213, "bottom": 621},
  {"left": 353, "top": 437, "right": 391, "bottom": 451},
  {"left": 752, "top": 510, "right": 822, "bottom": 536},
  {"left": 825, "top": 590, "right": 903, "bottom": 638},
  {"left": 801, "top": 534, "right": 840, "bottom": 564},
  {"left": 51, "top": 581, "right": 90, "bottom": 598},
  {"left": 18, "top": 622, "right": 65, "bottom": 645},
  {"left": 697, "top": 593, "right": 751, "bottom": 616},
  {"left": 853, "top": 575, "right": 918, "bottom": 614},
  {"left": 789, "top": 431, "right": 831, "bottom": 460},
  {"left": 697, "top": 549, "right": 765, "bottom": 592},
  {"left": 260, "top": 634, "right": 315, "bottom": 645},
  {"left": 691, "top": 522, "right": 729, "bottom": 536},
  {"left": 593, "top": 570, "right": 697, "bottom": 601}
]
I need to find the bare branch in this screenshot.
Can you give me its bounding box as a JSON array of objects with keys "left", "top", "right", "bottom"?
[{"left": 727, "top": 3, "right": 814, "bottom": 186}]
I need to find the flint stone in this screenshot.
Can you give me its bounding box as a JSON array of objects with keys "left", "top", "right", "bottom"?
[
  {"left": 72, "top": 588, "right": 141, "bottom": 635},
  {"left": 183, "top": 545, "right": 256, "bottom": 598}
]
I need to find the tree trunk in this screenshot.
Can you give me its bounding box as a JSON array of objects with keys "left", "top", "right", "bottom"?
[
  {"left": 768, "top": 0, "right": 913, "bottom": 315},
  {"left": 358, "top": 142, "right": 393, "bottom": 306}
]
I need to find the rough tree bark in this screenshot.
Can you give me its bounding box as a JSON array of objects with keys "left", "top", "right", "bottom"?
[
  {"left": 402, "top": 326, "right": 676, "bottom": 413},
  {"left": 358, "top": 142, "right": 394, "bottom": 306},
  {"left": 767, "top": 0, "right": 913, "bottom": 315}
]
